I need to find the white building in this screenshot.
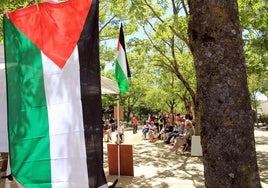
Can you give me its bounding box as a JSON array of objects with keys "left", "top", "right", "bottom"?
[{"left": 258, "top": 100, "right": 268, "bottom": 115}]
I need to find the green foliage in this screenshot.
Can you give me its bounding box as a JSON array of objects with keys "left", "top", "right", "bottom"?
[
  {"left": 259, "top": 114, "right": 268, "bottom": 124},
  {"left": 0, "top": 0, "right": 43, "bottom": 43},
  {"left": 239, "top": 0, "right": 268, "bottom": 99},
  {"left": 1, "top": 0, "right": 267, "bottom": 119}
]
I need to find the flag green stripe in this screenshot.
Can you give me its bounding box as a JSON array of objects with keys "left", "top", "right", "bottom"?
[
  {"left": 115, "top": 59, "right": 129, "bottom": 93},
  {"left": 4, "top": 17, "right": 52, "bottom": 187}
]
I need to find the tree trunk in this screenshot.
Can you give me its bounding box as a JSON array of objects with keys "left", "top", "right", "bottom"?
[{"left": 188, "top": 1, "right": 261, "bottom": 187}]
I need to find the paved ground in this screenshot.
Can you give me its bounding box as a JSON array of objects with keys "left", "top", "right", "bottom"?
[
  {"left": 104, "top": 127, "right": 268, "bottom": 188},
  {"left": 104, "top": 133, "right": 204, "bottom": 188},
  {"left": 1, "top": 127, "right": 268, "bottom": 188}
]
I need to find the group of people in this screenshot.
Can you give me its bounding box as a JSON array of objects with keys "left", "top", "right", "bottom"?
[
  {"left": 141, "top": 113, "right": 195, "bottom": 154},
  {"left": 103, "top": 112, "right": 195, "bottom": 154},
  {"left": 103, "top": 119, "right": 124, "bottom": 144},
  {"left": 141, "top": 119, "right": 160, "bottom": 141}
]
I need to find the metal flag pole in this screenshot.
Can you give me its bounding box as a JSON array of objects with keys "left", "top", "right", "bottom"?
[{"left": 116, "top": 94, "right": 121, "bottom": 178}]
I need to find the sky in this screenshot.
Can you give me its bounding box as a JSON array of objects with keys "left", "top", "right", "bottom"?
[{"left": 257, "top": 92, "right": 268, "bottom": 101}]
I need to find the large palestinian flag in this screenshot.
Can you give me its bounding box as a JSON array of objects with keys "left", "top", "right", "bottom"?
[{"left": 4, "top": 0, "right": 107, "bottom": 187}]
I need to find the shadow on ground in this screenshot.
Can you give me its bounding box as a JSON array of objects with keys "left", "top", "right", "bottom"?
[
  {"left": 1, "top": 128, "right": 267, "bottom": 188},
  {"left": 104, "top": 128, "right": 268, "bottom": 188},
  {"left": 104, "top": 135, "right": 204, "bottom": 188},
  {"left": 255, "top": 128, "right": 268, "bottom": 185}
]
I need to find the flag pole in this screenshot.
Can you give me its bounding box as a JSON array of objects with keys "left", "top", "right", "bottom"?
[{"left": 117, "top": 94, "right": 120, "bottom": 178}]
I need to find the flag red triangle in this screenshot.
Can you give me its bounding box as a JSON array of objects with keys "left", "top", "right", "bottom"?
[{"left": 8, "top": 0, "right": 92, "bottom": 68}]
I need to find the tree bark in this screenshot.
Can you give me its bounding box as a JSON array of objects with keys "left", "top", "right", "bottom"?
[{"left": 187, "top": 0, "right": 261, "bottom": 187}]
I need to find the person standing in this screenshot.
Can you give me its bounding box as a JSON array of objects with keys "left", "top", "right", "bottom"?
[
  {"left": 132, "top": 114, "right": 138, "bottom": 134},
  {"left": 185, "top": 111, "right": 193, "bottom": 120},
  {"left": 116, "top": 121, "right": 124, "bottom": 144},
  {"left": 103, "top": 120, "right": 112, "bottom": 142},
  {"left": 158, "top": 114, "right": 164, "bottom": 132}
]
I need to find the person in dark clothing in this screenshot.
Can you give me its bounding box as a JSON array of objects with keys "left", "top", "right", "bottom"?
[
  {"left": 164, "top": 122, "right": 185, "bottom": 144},
  {"left": 185, "top": 111, "right": 193, "bottom": 120},
  {"left": 160, "top": 119, "right": 173, "bottom": 140}
]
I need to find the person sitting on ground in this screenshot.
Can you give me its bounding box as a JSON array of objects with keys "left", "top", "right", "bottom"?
[
  {"left": 116, "top": 121, "right": 124, "bottom": 144},
  {"left": 182, "top": 120, "right": 195, "bottom": 152},
  {"left": 164, "top": 121, "right": 185, "bottom": 144},
  {"left": 172, "top": 120, "right": 194, "bottom": 154},
  {"left": 148, "top": 121, "right": 159, "bottom": 142},
  {"left": 142, "top": 121, "right": 150, "bottom": 139},
  {"left": 103, "top": 120, "right": 112, "bottom": 142},
  {"left": 160, "top": 119, "right": 173, "bottom": 140},
  {"left": 153, "top": 118, "right": 160, "bottom": 133}
]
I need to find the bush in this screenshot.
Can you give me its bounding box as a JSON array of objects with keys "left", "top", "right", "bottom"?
[{"left": 259, "top": 114, "right": 268, "bottom": 124}]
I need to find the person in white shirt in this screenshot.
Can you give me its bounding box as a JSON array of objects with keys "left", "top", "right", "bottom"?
[
  {"left": 142, "top": 121, "right": 150, "bottom": 139},
  {"left": 116, "top": 121, "right": 124, "bottom": 144}
]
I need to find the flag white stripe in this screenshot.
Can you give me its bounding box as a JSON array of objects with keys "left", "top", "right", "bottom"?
[
  {"left": 117, "top": 43, "right": 128, "bottom": 78},
  {"left": 42, "top": 45, "right": 89, "bottom": 187}
]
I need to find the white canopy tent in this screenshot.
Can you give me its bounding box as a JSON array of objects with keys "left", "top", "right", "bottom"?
[
  {"left": 0, "top": 44, "right": 8, "bottom": 152},
  {"left": 101, "top": 76, "right": 119, "bottom": 95}
]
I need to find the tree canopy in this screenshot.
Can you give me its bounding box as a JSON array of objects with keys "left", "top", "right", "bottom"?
[{"left": 0, "top": 0, "right": 267, "bottom": 121}]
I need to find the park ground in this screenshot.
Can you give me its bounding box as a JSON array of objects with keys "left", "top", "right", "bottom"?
[
  {"left": 104, "top": 126, "right": 268, "bottom": 188},
  {"left": 1, "top": 126, "right": 268, "bottom": 188}
]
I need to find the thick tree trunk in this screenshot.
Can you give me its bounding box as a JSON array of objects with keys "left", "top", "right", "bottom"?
[{"left": 187, "top": 1, "right": 261, "bottom": 187}]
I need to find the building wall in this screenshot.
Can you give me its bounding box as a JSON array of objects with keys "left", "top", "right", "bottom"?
[{"left": 258, "top": 101, "right": 268, "bottom": 115}]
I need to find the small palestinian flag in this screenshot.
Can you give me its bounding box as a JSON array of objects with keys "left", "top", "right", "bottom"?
[{"left": 114, "top": 24, "right": 131, "bottom": 94}]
